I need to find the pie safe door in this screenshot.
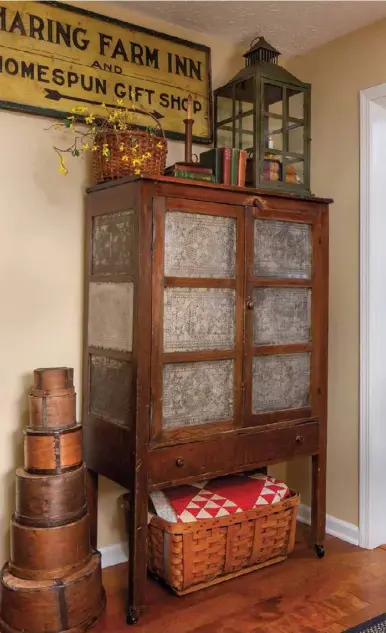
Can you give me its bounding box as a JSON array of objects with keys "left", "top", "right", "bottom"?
[
  {"left": 244, "top": 204, "right": 322, "bottom": 427},
  {"left": 150, "top": 196, "right": 323, "bottom": 446},
  {"left": 150, "top": 197, "right": 245, "bottom": 446}
]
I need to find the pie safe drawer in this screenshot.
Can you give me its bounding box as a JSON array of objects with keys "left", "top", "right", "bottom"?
[{"left": 148, "top": 420, "right": 320, "bottom": 488}]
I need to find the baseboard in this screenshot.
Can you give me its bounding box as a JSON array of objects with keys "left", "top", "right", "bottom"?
[
  {"left": 99, "top": 542, "right": 128, "bottom": 569},
  {"left": 297, "top": 503, "right": 359, "bottom": 546},
  {"left": 99, "top": 505, "right": 359, "bottom": 568}
]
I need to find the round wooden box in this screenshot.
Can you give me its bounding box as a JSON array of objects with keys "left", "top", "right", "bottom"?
[
  {"left": 0, "top": 552, "right": 105, "bottom": 633},
  {"left": 10, "top": 513, "right": 91, "bottom": 580},
  {"left": 33, "top": 367, "right": 74, "bottom": 392},
  {"left": 15, "top": 465, "right": 87, "bottom": 527},
  {"left": 24, "top": 425, "right": 83, "bottom": 474},
  {"left": 28, "top": 391, "right": 76, "bottom": 430}
]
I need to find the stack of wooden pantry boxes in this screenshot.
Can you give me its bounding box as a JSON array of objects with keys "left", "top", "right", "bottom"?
[{"left": 0, "top": 367, "right": 105, "bottom": 633}]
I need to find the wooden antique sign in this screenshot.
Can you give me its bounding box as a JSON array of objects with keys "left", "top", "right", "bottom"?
[{"left": 0, "top": 1, "right": 212, "bottom": 142}]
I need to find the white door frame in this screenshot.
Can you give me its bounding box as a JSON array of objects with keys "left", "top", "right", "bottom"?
[{"left": 359, "top": 83, "right": 386, "bottom": 548}]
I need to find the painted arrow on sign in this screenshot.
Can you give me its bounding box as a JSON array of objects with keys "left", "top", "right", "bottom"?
[{"left": 44, "top": 89, "right": 165, "bottom": 119}]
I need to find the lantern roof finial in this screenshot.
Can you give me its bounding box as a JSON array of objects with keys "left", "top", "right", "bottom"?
[{"left": 244, "top": 36, "right": 280, "bottom": 66}]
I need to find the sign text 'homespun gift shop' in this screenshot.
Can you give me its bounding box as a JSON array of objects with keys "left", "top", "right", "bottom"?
[{"left": 0, "top": 1, "right": 212, "bottom": 142}]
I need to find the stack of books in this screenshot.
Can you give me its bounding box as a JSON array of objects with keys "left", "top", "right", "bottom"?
[
  {"left": 263, "top": 158, "right": 282, "bottom": 182},
  {"left": 164, "top": 162, "right": 215, "bottom": 182},
  {"left": 198, "top": 147, "right": 247, "bottom": 186},
  {"left": 263, "top": 159, "right": 300, "bottom": 184}
]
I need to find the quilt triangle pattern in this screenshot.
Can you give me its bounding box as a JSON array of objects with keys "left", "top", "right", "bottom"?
[{"left": 150, "top": 472, "right": 289, "bottom": 524}]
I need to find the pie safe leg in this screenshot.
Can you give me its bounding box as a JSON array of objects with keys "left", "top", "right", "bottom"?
[
  {"left": 311, "top": 452, "right": 327, "bottom": 558},
  {"left": 86, "top": 468, "right": 98, "bottom": 550},
  {"left": 126, "top": 492, "right": 148, "bottom": 625}
]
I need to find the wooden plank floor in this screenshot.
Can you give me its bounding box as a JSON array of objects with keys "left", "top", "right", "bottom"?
[{"left": 93, "top": 526, "right": 386, "bottom": 633}]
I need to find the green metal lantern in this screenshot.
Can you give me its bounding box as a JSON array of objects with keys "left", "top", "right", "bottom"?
[{"left": 214, "top": 37, "right": 311, "bottom": 195}]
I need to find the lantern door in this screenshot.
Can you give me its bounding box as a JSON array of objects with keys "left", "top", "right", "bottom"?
[
  {"left": 259, "top": 79, "right": 310, "bottom": 193},
  {"left": 215, "top": 77, "right": 256, "bottom": 153},
  {"left": 150, "top": 197, "right": 245, "bottom": 447},
  {"left": 243, "top": 202, "right": 323, "bottom": 427}
]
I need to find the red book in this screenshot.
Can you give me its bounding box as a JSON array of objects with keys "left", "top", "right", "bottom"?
[
  {"left": 222, "top": 147, "right": 231, "bottom": 185},
  {"left": 238, "top": 150, "right": 247, "bottom": 187}
]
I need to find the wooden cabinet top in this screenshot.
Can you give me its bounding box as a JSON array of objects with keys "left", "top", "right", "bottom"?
[{"left": 86, "top": 175, "right": 333, "bottom": 206}]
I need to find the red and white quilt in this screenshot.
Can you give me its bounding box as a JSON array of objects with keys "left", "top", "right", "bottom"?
[{"left": 149, "top": 472, "right": 289, "bottom": 523}]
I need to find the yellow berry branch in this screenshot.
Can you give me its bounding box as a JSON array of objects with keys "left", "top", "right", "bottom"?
[{"left": 47, "top": 98, "right": 165, "bottom": 177}]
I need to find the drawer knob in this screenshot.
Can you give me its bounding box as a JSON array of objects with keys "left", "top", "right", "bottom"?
[
  {"left": 175, "top": 458, "right": 184, "bottom": 467},
  {"left": 296, "top": 435, "right": 304, "bottom": 444}
]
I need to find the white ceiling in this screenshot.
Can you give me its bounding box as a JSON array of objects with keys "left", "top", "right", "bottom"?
[{"left": 119, "top": 1, "right": 386, "bottom": 56}]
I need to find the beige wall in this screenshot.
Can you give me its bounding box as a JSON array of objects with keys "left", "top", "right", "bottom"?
[
  {"left": 0, "top": 1, "right": 245, "bottom": 561},
  {"left": 284, "top": 18, "right": 386, "bottom": 526}
]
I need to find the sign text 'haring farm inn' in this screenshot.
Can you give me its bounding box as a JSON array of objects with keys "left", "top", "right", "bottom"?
[{"left": 0, "top": 1, "right": 212, "bottom": 141}]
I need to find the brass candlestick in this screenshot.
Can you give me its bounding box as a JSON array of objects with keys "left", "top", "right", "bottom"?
[{"left": 183, "top": 118, "right": 194, "bottom": 165}]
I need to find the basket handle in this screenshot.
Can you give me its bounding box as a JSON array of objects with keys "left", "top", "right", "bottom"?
[{"left": 125, "top": 107, "right": 166, "bottom": 140}]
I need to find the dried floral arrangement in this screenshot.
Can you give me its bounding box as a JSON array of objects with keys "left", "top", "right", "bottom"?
[{"left": 49, "top": 99, "right": 168, "bottom": 182}]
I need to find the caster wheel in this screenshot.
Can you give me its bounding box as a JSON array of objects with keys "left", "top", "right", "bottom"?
[
  {"left": 315, "top": 545, "right": 325, "bottom": 559},
  {"left": 127, "top": 609, "right": 140, "bottom": 625}
]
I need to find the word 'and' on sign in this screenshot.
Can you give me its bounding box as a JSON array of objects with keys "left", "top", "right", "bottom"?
[{"left": 0, "top": 1, "right": 212, "bottom": 142}]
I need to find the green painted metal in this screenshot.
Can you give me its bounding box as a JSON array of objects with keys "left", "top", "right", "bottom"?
[{"left": 214, "top": 38, "right": 312, "bottom": 195}]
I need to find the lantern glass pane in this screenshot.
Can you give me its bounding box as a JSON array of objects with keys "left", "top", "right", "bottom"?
[
  {"left": 265, "top": 116, "right": 283, "bottom": 151},
  {"left": 288, "top": 89, "right": 304, "bottom": 119},
  {"left": 285, "top": 158, "right": 304, "bottom": 185},
  {"left": 288, "top": 122, "right": 304, "bottom": 155},
  {"left": 217, "top": 95, "right": 233, "bottom": 123},
  {"left": 262, "top": 156, "right": 284, "bottom": 183},
  {"left": 234, "top": 78, "right": 255, "bottom": 114},
  {"left": 217, "top": 125, "right": 233, "bottom": 147},
  {"left": 263, "top": 83, "right": 283, "bottom": 115},
  {"left": 235, "top": 114, "right": 254, "bottom": 150}
]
